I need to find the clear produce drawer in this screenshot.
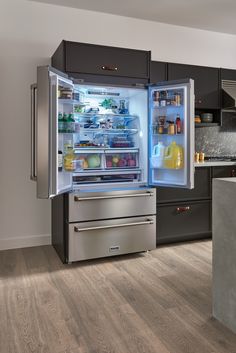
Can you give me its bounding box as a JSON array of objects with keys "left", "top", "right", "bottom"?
[
  {"left": 105, "top": 150, "right": 139, "bottom": 169},
  {"left": 74, "top": 153, "right": 102, "bottom": 170}
]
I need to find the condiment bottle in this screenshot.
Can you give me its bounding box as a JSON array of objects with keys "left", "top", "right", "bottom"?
[
  {"left": 199, "top": 152, "right": 205, "bottom": 162},
  {"left": 175, "top": 114, "right": 181, "bottom": 134},
  {"left": 64, "top": 146, "right": 76, "bottom": 171},
  {"left": 195, "top": 152, "right": 200, "bottom": 163},
  {"left": 168, "top": 122, "right": 175, "bottom": 135}
]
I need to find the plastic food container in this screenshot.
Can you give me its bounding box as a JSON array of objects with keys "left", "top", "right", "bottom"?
[{"left": 201, "top": 113, "right": 213, "bottom": 123}]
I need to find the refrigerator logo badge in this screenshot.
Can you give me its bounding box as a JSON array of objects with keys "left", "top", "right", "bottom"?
[{"left": 109, "top": 245, "right": 120, "bottom": 252}]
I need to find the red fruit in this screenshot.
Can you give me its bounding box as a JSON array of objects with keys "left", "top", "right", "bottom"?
[
  {"left": 128, "top": 159, "right": 136, "bottom": 167},
  {"left": 118, "top": 159, "right": 127, "bottom": 167},
  {"left": 106, "top": 160, "right": 113, "bottom": 167}
]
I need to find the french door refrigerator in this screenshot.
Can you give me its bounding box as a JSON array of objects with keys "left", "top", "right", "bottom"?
[{"left": 31, "top": 66, "right": 194, "bottom": 263}]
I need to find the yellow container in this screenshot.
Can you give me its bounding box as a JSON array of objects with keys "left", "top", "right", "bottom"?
[
  {"left": 64, "top": 147, "right": 76, "bottom": 171},
  {"left": 164, "top": 141, "right": 184, "bottom": 169}
]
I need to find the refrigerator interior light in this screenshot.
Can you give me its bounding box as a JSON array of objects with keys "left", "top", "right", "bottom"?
[{"left": 87, "top": 90, "right": 120, "bottom": 96}]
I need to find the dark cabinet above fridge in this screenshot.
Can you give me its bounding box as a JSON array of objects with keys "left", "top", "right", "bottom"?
[
  {"left": 168, "top": 63, "right": 220, "bottom": 109},
  {"left": 150, "top": 61, "right": 167, "bottom": 83},
  {"left": 51, "top": 40, "right": 151, "bottom": 85}
]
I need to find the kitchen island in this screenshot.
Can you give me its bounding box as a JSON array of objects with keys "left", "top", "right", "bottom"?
[{"left": 212, "top": 177, "right": 236, "bottom": 333}]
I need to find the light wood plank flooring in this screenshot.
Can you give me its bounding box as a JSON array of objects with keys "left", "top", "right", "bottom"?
[{"left": 1, "top": 240, "right": 236, "bottom": 353}]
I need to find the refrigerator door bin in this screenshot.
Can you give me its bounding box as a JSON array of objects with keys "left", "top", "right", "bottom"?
[
  {"left": 69, "top": 188, "right": 156, "bottom": 222},
  {"left": 68, "top": 215, "right": 156, "bottom": 262}
]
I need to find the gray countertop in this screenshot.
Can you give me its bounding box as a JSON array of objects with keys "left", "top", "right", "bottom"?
[
  {"left": 212, "top": 177, "right": 236, "bottom": 333},
  {"left": 212, "top": 177, "right": 236, "bottom": 183},
  {"left": 195, "top": 161, "right": 236, "bottom": 167}
]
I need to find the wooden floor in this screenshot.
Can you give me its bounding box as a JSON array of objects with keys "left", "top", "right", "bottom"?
[{"left": 1, "top": 240, "right": 236, "bottom": 353}]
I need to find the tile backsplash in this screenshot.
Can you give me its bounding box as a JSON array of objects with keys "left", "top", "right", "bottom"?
[{"left": 195, "top": 113, "right": 236, "bottom": 156}]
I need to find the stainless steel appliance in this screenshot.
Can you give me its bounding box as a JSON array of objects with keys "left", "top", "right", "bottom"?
[{"left": 31, "top": 66, "right": 195, "bottom": 263}]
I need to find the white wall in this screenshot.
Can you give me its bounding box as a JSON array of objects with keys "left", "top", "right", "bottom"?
[{"left": 1, "top": 0, "right": 236, "bottom": 250}]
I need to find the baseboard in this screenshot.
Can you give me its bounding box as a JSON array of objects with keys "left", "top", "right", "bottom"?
[{"left": 0, "top": 234, "right": 51, "bottom": 251}]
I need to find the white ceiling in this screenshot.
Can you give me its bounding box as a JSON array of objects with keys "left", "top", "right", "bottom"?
[{"left": 31, "top": 0, "right": 236, "bottom": 35}]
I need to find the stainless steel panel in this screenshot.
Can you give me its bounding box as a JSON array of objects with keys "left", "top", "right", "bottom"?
[
  {"left": 37, "top": 66, "right": 50, "bottom": 198},
  {"left": 69, "top": 188, "right": 156, "bottom": 222},
  {"left": 68, "top": 216, "right": 156, "bottom": 262}
]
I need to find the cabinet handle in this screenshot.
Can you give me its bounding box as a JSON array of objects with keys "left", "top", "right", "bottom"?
[
  {"left": 74, "top": 191, "right": 154, "bottom": 201},
  {"left": 176, "top": 206, "right": 190, "bottom": 213},
  {"left": 197, "top": 99, "right": 202, "bottom": 104},
  {"left": 101, "top": 65, "right": 118, "bottom": 71},
  {"left": 231, "top": 169, "right": 236, "bottom": 177},
  {"left": 74, "top": 219, "right": 154, "bottom": 232}
]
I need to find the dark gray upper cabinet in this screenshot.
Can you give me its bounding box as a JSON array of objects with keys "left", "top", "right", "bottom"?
[
  {"left": 150, "top": 61, "right": 167, "bottom": 83},
  {"left": 51, "top": 40, "right": 150, "bottom": 83},
  {"left": 221, "top": 68, "right": 236, "bottom": 81},
  {"left": 168, "top": 63, "right": 220, "bottom": 109}
]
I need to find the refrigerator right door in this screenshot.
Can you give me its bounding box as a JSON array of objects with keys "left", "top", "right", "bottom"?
[{"left": 148, "top": 79, "right": 195, "bottom": 189}]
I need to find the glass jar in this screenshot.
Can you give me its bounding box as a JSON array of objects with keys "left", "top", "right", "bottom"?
[{"left": 168, "top": 122, "right": 175, "bottom": 135}]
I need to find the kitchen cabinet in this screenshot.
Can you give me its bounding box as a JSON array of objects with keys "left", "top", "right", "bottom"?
[
  {"left": 157, "top": 167, "right": 211, "bottom": 204},
  {"left": 221, "top": 68, "right": 236, "bottom": 81},
  {"left": 156, "top": 167, "right": 212, "bottom": 244},
  {"left": 168, "top": 63, "right": 220, "bottom": 109},
  {"left": 52, "top": 40, "right": 151, "bottom": 85},
  {"left": 150, "top": 61, "right": 167, "bottom": 83},
  {"left": 156, "top": 165, "right": 236, "bottom": 245},
  {"left": 157, "top": 200, "right": 212, "bottom": 244},
  {"left": 212, "top": 166, "right": 236, "bottom": 178}
]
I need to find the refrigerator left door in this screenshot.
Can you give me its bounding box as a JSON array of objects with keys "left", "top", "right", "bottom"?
[{"left": 36, "top": 66, "right": 74, "bottom": 198}]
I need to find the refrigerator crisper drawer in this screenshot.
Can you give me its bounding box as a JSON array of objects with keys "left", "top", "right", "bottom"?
[
  {"left": 69, "top": 188, "right": 156, "bottom": 222},
  {"left": 68, "top": 216, "right": 156, "bottom": 262}
]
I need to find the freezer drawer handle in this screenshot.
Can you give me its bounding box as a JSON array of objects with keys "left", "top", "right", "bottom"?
[
  {"left": 74, "top": 219, "right": 154, "bottom": 232},
  {"left": 30, "top": 83, "right": 37, "bottom": 181},
  {"left": 101, "top": 65, "right": 118, "bottom": 71},
  {"left": 74, "top": 191, "right": 154, "bottom": 202},
  {"left": 176, "top": 206, "right": 190, "bottom": 213}
]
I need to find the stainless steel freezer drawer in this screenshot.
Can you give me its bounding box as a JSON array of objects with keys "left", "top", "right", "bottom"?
[
  {"left": 68, "top": 216, "right": 156, "bottom": 262},
  {"left": 69, "top": 189, "right": 156, "bottom": 222}
]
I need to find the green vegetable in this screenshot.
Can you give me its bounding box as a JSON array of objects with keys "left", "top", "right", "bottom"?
[
  {"left": 87, "top": 154, "right": 100, "bottom": 168},
  {"left": 100, "top": 98, "right": 115, "bottom": 109}
]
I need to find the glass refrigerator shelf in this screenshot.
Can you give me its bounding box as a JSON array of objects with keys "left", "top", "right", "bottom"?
[
  {"left": 79, "top": 128, "right": 138, "bottom": 135},
  {"left": 58, "top": 98, "right": 82, "bottom": 105}
]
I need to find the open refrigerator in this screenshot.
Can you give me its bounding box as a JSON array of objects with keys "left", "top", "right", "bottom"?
[{"left": 31, "top": 66, "right": 194, "bottom": 262}]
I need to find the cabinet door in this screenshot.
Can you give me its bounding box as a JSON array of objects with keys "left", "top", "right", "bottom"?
[
  {"left": 156, "top": 167, "right": 211, "bottom": 204},
  {"left": 52, "top": 40, "right": 150, "bottom": 80},
  {"left": 168, "top": 63, "right": 220, "bottom": 109},
  {"left": 150, "top": 61, "right": 167, "bottom": 83},
  {"left": 212, "top": 166, "right": 236, "bottom": 178},
  {"left": 221, "top": 68, "right": 236, "bottom": 81},
  {"left": 157, "top": 200, "right": 212, "bottom": 244}
]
